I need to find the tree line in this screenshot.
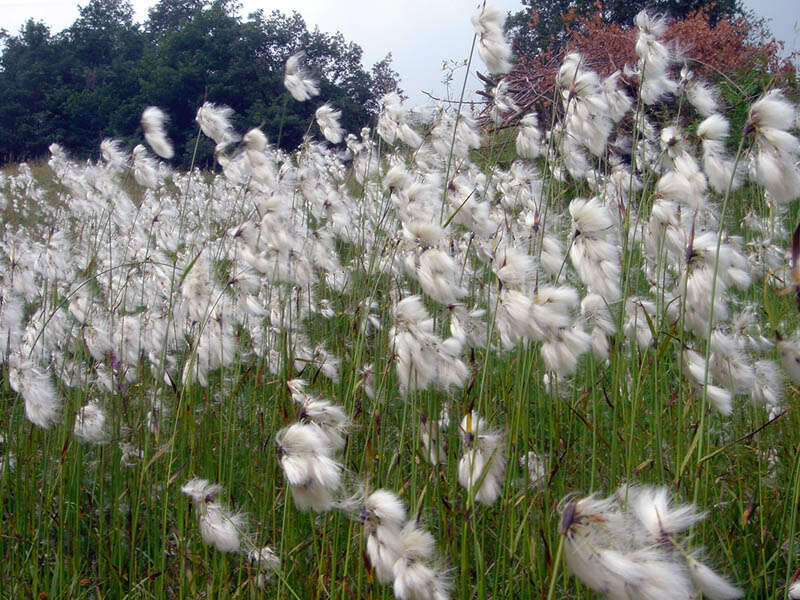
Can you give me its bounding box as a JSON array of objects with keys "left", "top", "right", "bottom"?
[
  {"left": 0, "top": 0, "right": 401, "bottom": 167},
  {"left": 0, "top": 0, "right": 779, "bottom": 168}
]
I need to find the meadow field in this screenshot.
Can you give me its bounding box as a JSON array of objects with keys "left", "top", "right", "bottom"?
[{"left": 1, "top": 7, "right": 800, "bottom": 599}]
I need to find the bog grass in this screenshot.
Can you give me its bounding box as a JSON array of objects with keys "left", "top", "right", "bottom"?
[
  {"left": 1, "top": 33, "right": 800, "bottom": 600},
  {"left": 1, "top": 149, "right": 799, "bottom": 600}
]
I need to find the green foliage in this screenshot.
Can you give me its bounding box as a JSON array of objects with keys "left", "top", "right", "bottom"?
[{"left": 0, "top": 0, "right": 402, "bottom": 166}]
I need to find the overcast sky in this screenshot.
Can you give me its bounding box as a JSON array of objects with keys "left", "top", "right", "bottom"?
[{"left": 1, "top": 0, "right": 798, "bottom": 107}]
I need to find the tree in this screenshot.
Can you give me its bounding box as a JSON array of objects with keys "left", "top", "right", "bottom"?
[
  {"left": 146, "top": 0, "right": 210, "bottom": 36},
  {"left": 496, "top": 5, "right": 795, "bottom": 131},
  {"left": 0, "top": 1, "right": 401, "bottom": 166},
  {"left": 370, "top": 54, "right": 404, "bottom": 108},
  {"left": 506, "top": 0, "right": 743, "bottom": 57},
  {"left": 0, "top": 20, "right": 64, "bottom": 161},
  {"left": 56, "top": 0, "right": 145, "bottom": 155},
  {"left": 135, "top": 5, "right": 399, "bottom": 165}
]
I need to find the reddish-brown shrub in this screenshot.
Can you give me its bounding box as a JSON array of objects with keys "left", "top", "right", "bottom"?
[{"left": 494, "top": 2, "right": 796, "bottom": 124}]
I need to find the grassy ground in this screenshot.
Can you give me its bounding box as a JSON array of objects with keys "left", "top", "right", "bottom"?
[
  {"left": 2, "top": 51, "right": 800, "bottom": 598},
  {"left": 1, "top": 152, "right": 798, "bottom": 600}
]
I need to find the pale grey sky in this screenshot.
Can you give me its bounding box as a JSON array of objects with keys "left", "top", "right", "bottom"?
[{"left": 1, "top": 0, "right": 798, "bottom": 107}]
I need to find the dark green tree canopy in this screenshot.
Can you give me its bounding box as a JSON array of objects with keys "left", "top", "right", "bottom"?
[
  {"left": 506, "top": 0, "right": 743, "bottom": 57},
  {"left": 0, "top": 0, "right": 401, "bottom": 166}
]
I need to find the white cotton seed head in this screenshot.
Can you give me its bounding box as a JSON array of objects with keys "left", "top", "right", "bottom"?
[
  {"left": 570, "top": 197, "right": 614, "bottom": 235},
  {"left": 392, "top": 521, "right": 450, "bottom": 600},
  {"left": 673, "top": 152, "right": 707, "bottom": 194},
  {"left": 687, "top": 555, "right": 744, "bottom": 600},
  {"left": 73, "top": 402, "right": 109, "bottom": 444},
  {"left": 754, "top": 146, "right": 800, "bottom": 204},
  {"left": 458, "top": 412, "right": 506, "bottom": 505},
  {"left": 562, "top": 495, "right": 632, "bottom": 596},
  {"left": 709, "top": 330, "right": 754, "bottom": 393},
  {"left": 751, "top": 359, "right": 783, "bottom": 413},
  {"left": 685, "top": 78, "right": 718, "bottom": 117},
  {"left": 536, "top": 284, "right": 579, "bottom": 312},
  {"left": 703, "top": 144, "right": 742, "bottom": 194},
  {"left": 540, "top": 234, "right": 565, "bottom": 275},
  {"left": 404, "top": 221, "right": 444, "bottom": 246},
  {"left": 603, "top": 71, "right": 632, "bottom": 122},
  {"left": 141, "top": 106, "right": 174, "bottom": 159},
  {"left": 248, "top": 545, "right": 280, "bottom": 577},
  {"left": 393, "top": 295, "right": 431, "bottom": 327},
  {"left": 638, "top": 552, "right": 694, "bottom": 600},
  {"left": 569, "top": 237, "right": 621, "bottom": 301},
  {"left": 288, "top": 476, "right": 338, "bottom": 512},
  {"left": 132, "top": 144, "right": 161, "bottom": 188},
  {"left": 180, "top": 478, "right": 244, "bottom": 553},
  {"left": 359, "top": 488, "right": 407, "bottom": 583},
  {"left": 276, "top": 421, "right": 332, "bottom": 459},
  {"left": 198, "top": 502, "right": 245, "bottom": 553},
  {"left": 778, "top": 337, "right": 800, "bottom": 385},
  {"left": 494, "top": 245, "right": 534, "bottom": 288},
  {"left": 471, "top": 3, "right": 505, "bottom": 37},
  {"left": 560, "top": 486, "right": 735, "bottom": 600},
  {"left": 590, "top": 328, "right": 609, "bottom": 361},
  {"left": 276, "top": 423, "right": 342, "bottom": 512},
  {"left": 196, "top": 102, "right": 239, "bottom": 149},
  {"left": 181, "top": 478, "right": 220, "bottom": 505},
  {"left": 398, "top": 520, "right": 436, "bottom": 561},
  {"left": 564, "top": 536, "right": 620, "bottom": 597},
  {"left": 540, "top": 326, "right": 592, "bottom": 376},
  {"left": 641, "top": 74, "right": 677, "bottom": 105},
  {"left": 635, "top": 10, "right": 667, "bottom": 36},
  {"left": 557, "top": 52, "right": 584, "bottom": 89},
  {"left": 366, "top": 525, "right": 403, "bottom": 584},
  {"left": 683, "top": 348, "right": 734, "bottom": 415},
  {"left": 472, "top": 4, "right": 513, "bottom": 74},
  {"left": 294, "top": 392, "right": 350, "bottom": 452},
  {"left": 706, "top": 384, "right": 734, "bottom": 416},
  {"left": 597, "top": 548, "right": 648, "bottom": 585},
  {"left": 100, "top": 138, "right": 128, "bottom": 170},
  {"left": 417, "top": 248, "right": 466, "bottom": 305},
  {"left": 458, "top": 446, "right": 506, "bottom": 505},
  {"left": 8, "top": 354, "right": 61, "bottom": 429},
  {"left": 284, "top": 52, "right": 320, "bottom": 101},
  {"left": 496, "top": 289, "right": 534, "bottom": 348},
  {"left": 749, "top": 89, "right": 796, "bottom": 131},
  {"left": 517, "top": 113, "right": 543, "bottom": 158},
  {"left": 656, "top": 170, "right": 695, "bottom": 207},
  {"left": 315, "top": 103, "right": 344, "bottom": 144},
  {"left": 243, "top": 128, "right": 268, "bottom": 151},
  {"left": 626, "top": 484, "right": 705, "bottom": 538},
  {"left": 393, "top": 557, "right": 450, "bottom": 600},
  {"left": 363, "top": 489, "right": 407, "bottom": 530},
  {"left": 581, "top": 293, "right": 616, "bottom": 335},
  {"left": 697, "top": 114, "right": 730, "bottom": 142}
]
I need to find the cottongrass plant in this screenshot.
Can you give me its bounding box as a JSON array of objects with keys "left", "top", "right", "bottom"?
[
  {"left": 276, "top": 421, "right": 344, "bottom": 512},
  {"left": 284, "top": 51, "right": 320, "bottom": 102},
  {"left": 392, "top": 518, "right": 452, "bottom": 600},
  {"left": 457, "top": 411, "right": 506, "bottom": 506},
  {"left": 1, "top": 5, "right": 800, "bottom": 599},
  {"left": 560, "top": 485, "right": 743, "bottom": 600},
  {"left": 181, "top": 478, "right": 247, "bottom": 554},
  {"left": 141, "top": 106, "right": 174, "bottom": 160}
]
